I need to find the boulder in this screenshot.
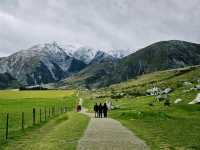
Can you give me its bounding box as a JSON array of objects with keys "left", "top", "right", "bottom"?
[
  {"left": 189, "top": 85, "right": 200, "bottom": 91},
  {"left": 188, "top": 93, "right": 200, "bottom": 104},
  {"left": 196, "top": 85, "right": 200, "bottom": 90},
  {"left": 197, "top": 79, "right": 200, "bottom": 83},
  {"left": 162, "top": 88, "right": 173, "bottom": 94},
  {"left": 183, "top": 81, "right": 192, "bottom": 86},
  {"left": 156, "top": 94, "right": 168, "bottom": 101},
  {"left": 146, "top": 87, "right": 160, "bottom": 96},
  {"left": 174, "top": 98, "right": 182, "bottom": 104}
]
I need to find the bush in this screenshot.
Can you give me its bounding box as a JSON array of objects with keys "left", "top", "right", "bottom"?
[{"left": 164, "top": 99, "right": 171, "bottom": 106}]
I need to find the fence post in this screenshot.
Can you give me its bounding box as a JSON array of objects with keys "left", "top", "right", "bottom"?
[
  {"left": 49, "top": 107, "right": 50, "bottom": 118},
  {"left": 39, "top": 109, "right": 42, "bottom": 123},
  {"left": 52, "top": 106, "right": 55, "bottom": 116},
  {"left": 6, "top": 113, "right": 9, "bottom": 140},
  {"left": 22, "top": 112, "right": 24, "bottom": 130},
  {"left": 33, "top": 108, "right": 36, "bottom": 126},
  {"left": 45, "top": 107, "right": 47, "bottom": 121}
]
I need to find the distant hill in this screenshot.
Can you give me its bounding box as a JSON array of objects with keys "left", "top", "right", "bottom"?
[{"left": 64, "top": 40, "right": 200, "bottom": 88}]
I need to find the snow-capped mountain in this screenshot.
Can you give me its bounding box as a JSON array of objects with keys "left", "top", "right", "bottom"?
[
  {"left": 72, "top": 47, "right": 99, "bottom": 64},
  {"left": 65, "top": 46, "right": 118, "bottom": 64},
  {"left": 107, "top": 49, "right": 133, "bottom": 58},
  {"left": 0, "top": 42, "right": 86, "bottom": 85},
  {"left": 89, "top": 51, "right": 116, "bottom": 64},
  {"left": 0, "top": 41, "right": 131, "bottom": 87},
  {"left": 61, "top": 44, "right": 82, "bottom": 57}
]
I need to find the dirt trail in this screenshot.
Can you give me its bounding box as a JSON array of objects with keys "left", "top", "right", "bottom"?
[{"left": 77, "top": 114, "right": 149, "bottom": 150}]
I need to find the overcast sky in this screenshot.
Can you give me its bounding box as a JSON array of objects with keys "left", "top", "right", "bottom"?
[{"left": 0, "top": 0, "right": 200, "bottom": 57}]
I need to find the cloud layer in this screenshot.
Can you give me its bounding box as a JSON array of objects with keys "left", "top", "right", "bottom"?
[{"left": 0, "top": 0, "right": 200, "bottom": 56}]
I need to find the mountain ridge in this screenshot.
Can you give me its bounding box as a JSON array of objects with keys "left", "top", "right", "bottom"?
[
  {"left": 64, "top": 40, "right": 200, "bottom": 89},
  {"left": 0, "top": 42, "right": 87, "bottom": 86}
]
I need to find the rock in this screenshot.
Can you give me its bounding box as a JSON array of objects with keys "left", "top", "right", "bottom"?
[
  {"left": 174, "top": 98, "right": 182, "bottom": 104},
  {"left": 146, "top": 87, "right": 160, "bottom": 96},
  {"left": 183, "top": 89, "right": 191, "bottom": 93},
  {"left": 196, "top": 85, "right": 200, "bottom": 90},
  {"left": 188, "top": 93, "right": 200, "bottom": 104},
  {"left": 162, "top": 88, "right": 173, "bottom": 94},
  {"left": 197, "top": 79, "right": 200, "bottom": 83},
  {"left": 190, "top": 85, "right": 200, "bottom": 91},
  {"left": 156, "top": 94, "right": 168, "bottom": 101},
  {"left": 183, "top": 81, "right": 192, "bottom": 86}
]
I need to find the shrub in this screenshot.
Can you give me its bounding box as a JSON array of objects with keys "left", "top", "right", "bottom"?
[{"left": 164, "top": 99, "right": 171, "bottom": 106}]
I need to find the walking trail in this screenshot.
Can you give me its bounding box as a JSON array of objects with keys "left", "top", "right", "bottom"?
[{"left": 77, "top": 113, "right": 149, "bottom": 150}]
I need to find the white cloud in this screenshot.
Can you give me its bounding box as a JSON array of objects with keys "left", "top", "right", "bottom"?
[{"left": 0, "top": 0, "right": 200, "bottom": 56}]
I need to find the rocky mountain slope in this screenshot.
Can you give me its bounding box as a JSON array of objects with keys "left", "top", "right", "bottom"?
[
  {"left": 0, "top": 42, "right": 86, "bottom": 85},
  {"left": 64, "top": 40, "right": 200, "bottom": 88},
  {"left": 0, "top": 73, "right": 19, "bottom": 89}
]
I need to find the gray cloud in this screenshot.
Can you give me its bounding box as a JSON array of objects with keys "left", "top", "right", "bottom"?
[{"left": 0, "top": 0, "right": 200, "bottom": 56}]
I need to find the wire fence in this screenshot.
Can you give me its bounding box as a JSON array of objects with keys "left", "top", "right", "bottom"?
[{"left": 0, "top": 104, "right": 67, "bottom": 144}]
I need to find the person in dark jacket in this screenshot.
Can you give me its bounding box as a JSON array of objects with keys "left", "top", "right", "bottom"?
[
  {"left": 98, "top": 103, "right": 103, "bottom": 118},
  {"left": 103, "top": 103, "right": 108, "bottom": 118},
  {"left": 94, "top": 103, "right": 99, "bottom": 118}
]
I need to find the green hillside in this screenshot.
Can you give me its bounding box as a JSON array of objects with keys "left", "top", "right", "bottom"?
[{"left": 81, "top": 65, "right": 200, "bottom": 149}]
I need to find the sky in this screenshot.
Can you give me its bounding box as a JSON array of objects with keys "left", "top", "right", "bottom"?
[{"left": 0, "top": 0, "right": 200, "bottom": 57}]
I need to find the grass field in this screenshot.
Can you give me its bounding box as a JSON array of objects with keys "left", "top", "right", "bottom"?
[
  {"left": 1, "top": 112, "right": 89, "bottom": 150},
  {"left": 0, "top": 90, "right": 78, "bottom": 146},
  {"left": 81, "top": 66, "right": 200, "bottom": 150}
]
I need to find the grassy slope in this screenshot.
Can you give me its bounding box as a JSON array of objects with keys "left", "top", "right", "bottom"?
[
  {"left": 1, "top": 112, "right": 89, "bottom": 150},
  {"left": 82, "top": 66, "right": 200, "bottom": 150}
]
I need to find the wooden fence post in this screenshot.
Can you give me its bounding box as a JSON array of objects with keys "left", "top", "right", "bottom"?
[
  {"left": 39, "top": 109, "right": 42, "bottom": 123},
  {"left": 49, "top": 107, "right": 50, "bottom": 118},
  {"left": 6, "top": 113, "right": 9, "bottom": 140},
  {"left": 45, "top": 107, "right": 47, "bottom": 121},
  {"left": 22, "top": 112, "right": 24, "bottom": 130},
  {"left": 33, "top": 108, "right": 36, "bottom": 126}
]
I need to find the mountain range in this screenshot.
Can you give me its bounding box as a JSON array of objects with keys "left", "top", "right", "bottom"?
[
  {"left": 0, "top": 40, "right": 200, "bottom": 89},
  {"left": 64, "top": 40, "right": 200, "bottom": 88},
  {"left": 0, "top": 42, "right": 119, "bottom": 87}
]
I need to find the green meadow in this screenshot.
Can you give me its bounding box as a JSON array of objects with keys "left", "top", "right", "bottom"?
[{"left": 0, "top": 90, "right": 85, "bottom": 148}]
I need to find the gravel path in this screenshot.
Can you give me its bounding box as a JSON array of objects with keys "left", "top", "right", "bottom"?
[{"left": 77, "top": 114, "right": 149, "bottom": 150}]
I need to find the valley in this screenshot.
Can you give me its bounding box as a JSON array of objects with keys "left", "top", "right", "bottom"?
[
  {"left": 0, "top": 40, "right": 200, "bottom": 150},
  {"left": 1, "top": 1, "right": 199, "bottom": 149}
]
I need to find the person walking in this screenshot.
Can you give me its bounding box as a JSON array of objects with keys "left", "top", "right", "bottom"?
[
  {"left": 103, "top": 103, "right": 108, "bottom": 118},
  {"left": 98, "top": 103, "right": 103, "bottom": 118},
  {"left": 94, "top": 103, "right": 98, "bottom": 118}
]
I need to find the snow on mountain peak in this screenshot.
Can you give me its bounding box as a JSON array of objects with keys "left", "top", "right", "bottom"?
[
  {"left": 21, "top": 41, "right": 133, "bottom": 65},
  {"left": 107, "top": 49, "right": 133, "bottom": 58},
  {"left": 73, "top": 46, "right": 99, "bottom": 64}
]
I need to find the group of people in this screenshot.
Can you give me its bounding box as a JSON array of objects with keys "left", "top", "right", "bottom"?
[{"left": 93, "top": 103, "right": 108, "bottom": 118}]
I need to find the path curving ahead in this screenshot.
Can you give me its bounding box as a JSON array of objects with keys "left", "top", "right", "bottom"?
[{"left": 77, "top": 114, "right": 149, "bottom": 150}]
